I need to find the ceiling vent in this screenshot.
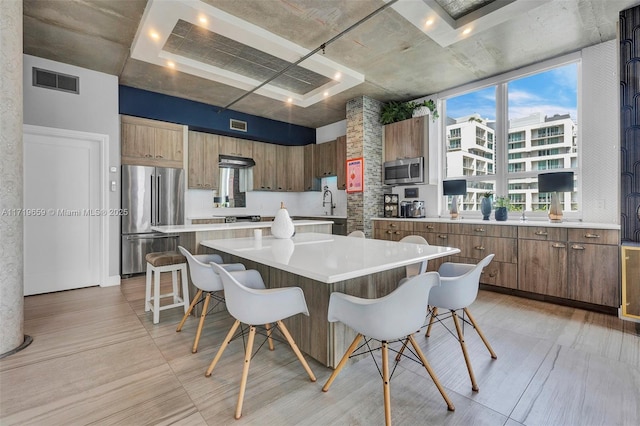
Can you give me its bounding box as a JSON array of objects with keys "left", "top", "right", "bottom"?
[
  {"left": 229, "top": 119, "right": 247, "bottom": 132},
  {"left": 32, "top": 67, "right": 79, "bottom": 94}
]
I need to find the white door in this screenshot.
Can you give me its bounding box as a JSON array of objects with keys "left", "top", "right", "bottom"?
[{"left": 23, "top": 126, "right": 105, "bottom": 295}]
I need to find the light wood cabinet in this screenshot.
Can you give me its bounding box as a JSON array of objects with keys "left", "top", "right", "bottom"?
[
  {"left": 373, "top": 220, "right": 413, "bottom": 241},
  {"left": 121, "top": 115, "right": 184, "bottom": 167},
  {"left": 219, "top": 135, "right": 253, "bottom": 158},
  {"left": 252, "top": 141, "right": 276, "bottom": 191},
  {"left": 304, "top": 144, "right": 320, "bottom": 191},
  {"left": 275, "top": 145, "right": 289, "bottom": 191},
  {"left": 336, "top": 136, "right": 347, "bottom": 190},
  {"left": 314, "top": 140, "right": 337, "bottom": 178},
  {"left": 285, "top": 145, "right": 305, "bottom": 192},
  {"left": 188, "top": 131, "right": 219, "bottom": 189},
  {"left": 383, "top": 116, "right": 426, "bottom": 162},
  {"left": 518, "top": 238, "right": 568, "bottom": 298}
]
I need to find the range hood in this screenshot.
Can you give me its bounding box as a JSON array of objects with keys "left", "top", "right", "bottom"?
[{"left": 219, "top": 154, "right": 255, "bottom": 168}]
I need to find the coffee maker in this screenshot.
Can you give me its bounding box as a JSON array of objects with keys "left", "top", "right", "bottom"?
[{"left": 412, "top": 200, "right": 425, "bottom": 218}]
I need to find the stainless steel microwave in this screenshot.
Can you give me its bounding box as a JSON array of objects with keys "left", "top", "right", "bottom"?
[{"left": 383, "top": 157, "right": 424, "bottom": 185}]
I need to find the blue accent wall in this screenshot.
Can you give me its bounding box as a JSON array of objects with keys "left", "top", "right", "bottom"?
[{"left": 119, "top": 85, "right": 315, "bottom": 146}]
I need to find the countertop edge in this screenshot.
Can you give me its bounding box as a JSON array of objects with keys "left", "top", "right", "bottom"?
[{"left": 371, "top": 217, "right": 620, "bottom": 230}]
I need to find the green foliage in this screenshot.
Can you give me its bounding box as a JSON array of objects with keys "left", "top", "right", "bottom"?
[
  {"left": 482, "top": 191, "right": 492, "bottom": 198},
  {"left": 380, "top": 99, "right": 439, "bottom": 125},
  {"left": 494, "top": 196, "right": 511, "bottom": 208}
]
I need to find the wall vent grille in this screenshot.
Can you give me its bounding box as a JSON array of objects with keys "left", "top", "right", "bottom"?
[
  {"left": 229, "top": 119, "right": 247, "bottom": 132},
  {"left": 32, "top": 67, "right": 79, "bottom": 94}
]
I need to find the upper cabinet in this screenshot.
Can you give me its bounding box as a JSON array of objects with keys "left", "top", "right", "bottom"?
[
  {"left": 304, "top": 144, "right": 320, "bottom": 191},
  {"left": 188, "top": 131, "right": 219, "bottom": 189},
  {"left": 219, "top": 135, "right": 253, "bottom": 158},
  {"left": 336, "top": 136, "right": 347, "bottom": 190},
  {"left": 314, "top": 140, "right": 338, "bottom": 178},
  {"left": 383, "top": 116, "right": 427, "bottom": 162},
  {"left": 121, "top": 115, "right": 184, "bottom": 168},
  {"left": 252, "top": 141, "right": 276, "bottom": 191}
]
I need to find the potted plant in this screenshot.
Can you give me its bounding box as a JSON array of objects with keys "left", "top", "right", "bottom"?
[
  {"left": 380, "top": 99, "right": 438, "bottom": 125},
  {"left": 494, "top": 196, "right": 510, "bottom": 221},
  {"left": 481, "top": 191, "right": 492, "bottom": 220}
]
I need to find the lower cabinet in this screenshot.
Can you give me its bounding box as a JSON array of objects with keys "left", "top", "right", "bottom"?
[
  {"left": 373, "top": 219, "right": 620, "bottom": 309},
  {"left": 621, "top": 244, "right": 640, "bottom": 320}
]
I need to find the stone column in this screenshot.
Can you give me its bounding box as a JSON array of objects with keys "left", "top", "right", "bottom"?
[
  {"left": 0, "top": 0, "right": 28, "bottom": 356},
  {"left": 346, "top": 96, "right": 384, "bottom": 237}
]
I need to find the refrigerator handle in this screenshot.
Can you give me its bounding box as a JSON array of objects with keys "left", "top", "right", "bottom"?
[
  {"left": 157, "top": 175, "right": 161, "bottom": 225},
  {"left": 150, "top": 175, "right": 155, "bottom": 226}
]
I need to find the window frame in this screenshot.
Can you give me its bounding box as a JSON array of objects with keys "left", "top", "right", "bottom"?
[{"left": 437, "top": 52, "right": 582, "bottom": 220}]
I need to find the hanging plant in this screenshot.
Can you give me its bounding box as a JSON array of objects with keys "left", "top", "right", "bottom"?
[{"left": 380, "top": 99, "right": 439, "bottom": 125}]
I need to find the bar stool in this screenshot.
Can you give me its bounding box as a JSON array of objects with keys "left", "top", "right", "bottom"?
[{"left": 145, "top": 251, "right": 189, "bottom": 324}]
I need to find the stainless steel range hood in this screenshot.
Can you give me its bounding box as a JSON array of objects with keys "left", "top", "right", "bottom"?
[{"left": 219, "top": 154, "right": 255, "bottom": 168}]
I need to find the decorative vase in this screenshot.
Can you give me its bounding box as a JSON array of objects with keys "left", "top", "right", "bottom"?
[
  {"left": 481, "top": 197, "right": 492, "bottom": 220},
  {"left": 271, "top": 202, "right": 295, "bottom": 239},
  {"left": 495, "top": 207, "right": 508, "bottom": 221}
]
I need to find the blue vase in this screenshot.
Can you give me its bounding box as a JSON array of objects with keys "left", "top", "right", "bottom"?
[
  {"left": 481, "top": 198, "right": 492, "bottom": 220},
  {"left": 495, "top": 207, "right": 508, "bottom": 221}
]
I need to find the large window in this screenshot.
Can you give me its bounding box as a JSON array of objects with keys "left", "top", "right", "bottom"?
[{"left": 443, "top": 61, "right": 579, "bottom": 216}]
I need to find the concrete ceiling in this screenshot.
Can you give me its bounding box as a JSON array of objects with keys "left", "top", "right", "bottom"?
[{"left": 22, "top": 0, "right": 638, "bottom": 129}]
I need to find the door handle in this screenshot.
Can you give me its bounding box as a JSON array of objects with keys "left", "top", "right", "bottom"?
[
  {"left": 157, "top": 175, "right": 161, "bottom": 224},
  {"left": 150, "top": 175, "right": 154, "bottom": 226}
]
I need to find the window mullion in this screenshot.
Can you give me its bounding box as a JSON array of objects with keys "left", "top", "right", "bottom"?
[{"left": 495, "top": 83, "right": 509, "bottom": 197}]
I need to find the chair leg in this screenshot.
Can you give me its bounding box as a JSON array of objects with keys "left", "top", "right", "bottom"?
[
  {"left": 322, "top": 333, "right": 363, "bottom": 392},
  {"left": 176, "top": 289, "right": 202, "bottom": 332},
  {"left": 408, "top": 335, "right": 455, "bottom": 411},
  {"left": 171, "top": 269, "right": 179, "bottom": 304},
  {"left": 463, "top": 307, "right": 497, "bottom": 359},
  {"left": 451, "top": 311, "right": 479, "bottom": 391},
  {"left": 425, "top": 307, "right": 438, "bottom": 337},
  {"left": 235, "top": 325, "right": 256, "bottom": 419},
  {"left": 205, "top": 320, "right": 240, "bottom": 377},
  {"left": 153, "top": 267, "right": 161, "bottom": 324},
  {"left": 192, "top": 293, "right": 210, "bottom": 353},
  {"left": 145, "top": 263, "right": 152, "bottom": 312},
  {"left": 277, "top": 320, "right": 316, "bottom": 382},
  {"left": 180, "top": 265, "right": 189, "bottom": 312},
  {"left": 381, "top": 341, "right": 391, "bottom": 426},
  {"left": 394, "top": 337, "right": 410, "bottom": 362},
  {"left": 265, "top": 323, "right": 275, "bottom": 351}
]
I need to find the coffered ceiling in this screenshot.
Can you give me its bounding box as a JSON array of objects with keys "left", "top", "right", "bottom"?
[{"left": 22, "top": 0, "right": 638, "bottom": 129}]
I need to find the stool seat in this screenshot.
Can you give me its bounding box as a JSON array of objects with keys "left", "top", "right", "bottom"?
[
  {"left": 145, "top": 251, "right": 189, "bottom": 324},
  {"left": 145, "top": 251, "right": 186, "bottom": 267}
]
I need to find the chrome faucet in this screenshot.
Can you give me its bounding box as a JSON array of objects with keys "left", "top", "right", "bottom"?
[{"left": 322, "top": 186, "right": 335, "bottom": 216}]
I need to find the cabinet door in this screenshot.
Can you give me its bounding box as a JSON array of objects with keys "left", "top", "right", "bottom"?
[
  {"left": 304, "top": 144, "right": 319, "bottom": 191},
  {"left": 236, "top": 138, "right": 253, "bottom": 158},
  {"left": 253, "top": 142, "right": 276, "bottom": 191},
  {"left": 568, "top": 243, "right": 620, "bottom": 307},
  {"left": 188, "top": 131, "right": 205, "bottom": 189},
  {"left": 275, "top": 145, "right": 289, "bottom": 191},
  {"left": 218, "top": 136, "right": 237, "bottom": 156},
  {"left": 203, "top": 133, "right": 219, "bottom": 189},
  {"left": 287, "top": 145, "right": 305, "bottom": 192},
  {"left": 153, "top": 127, "right": 183, "bottom": 162},
  {"left": 122, "top": 122, "right": 153, "bottom": 159},
  {"left": 383, "top": 117, "right": 424, "bottom": 162},
  {"left": 336, "top": 136, "right": 347, "bottom": 190},
  {"left": 314, "top": 140, "right": 337, "bottom": 178},
  {"left": 622, "top": 246, "right": 640, "bottom": 318},
  {"left": 518, "top": 239, "right": 567, "bottom": 298}
]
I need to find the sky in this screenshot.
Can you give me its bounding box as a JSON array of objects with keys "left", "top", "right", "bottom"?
[{"left": 445, "top": 63, "right": 578, "bottom": 124}]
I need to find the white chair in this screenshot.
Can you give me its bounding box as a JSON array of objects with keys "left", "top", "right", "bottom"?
[
  {"left": 205, "top": 262, "right": 317, "bottom": 420},
  {"left": 425, "top": 254, "right": 497, "bottom": 392},
  {"left": 347, "top": 230, "right": 366, "bottom": 238},
  {"left": 176, "top": 246, "right": 247, "bottom": 353},
  {"left": 322, "top": 272, "right": 455, "bottom": 425},
  {"left": 399, "top": 234, "right": 430, "bottom": 278}
]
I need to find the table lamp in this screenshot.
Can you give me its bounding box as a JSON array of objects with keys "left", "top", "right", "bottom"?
[
  {"left": 538, "top": 171, "right": 574, "bottom": 223},
  {"left": 443, "top": 179, "right": 467, "bottom": 220}
]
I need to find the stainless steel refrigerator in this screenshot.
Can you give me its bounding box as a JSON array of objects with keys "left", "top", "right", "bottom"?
[{"left": 121, "top": 165, "right": 185, "bottom": 275}]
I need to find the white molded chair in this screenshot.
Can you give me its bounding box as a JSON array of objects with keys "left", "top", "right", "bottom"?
[
  {"left": 176, "top": 246, "right": 247, "bottom": 353},
  {"left": 322, "top": 272, "right": 455, "bottom": 425},
  {"left": 205, "top": 262, "right": 317, "bottom": 420},
  {"left": 425, "top": 254, "right": 497, "bottom": 392},
  {"left": 347, "top": 230, "right": 366, "bottom": 238},
  {"left": 399, "top": 234, "right": 430, "bottom": 278}
]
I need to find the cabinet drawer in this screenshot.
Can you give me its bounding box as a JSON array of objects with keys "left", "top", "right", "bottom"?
[
  {"left": 519, "top": 226, "right": 567, "bottom": 241},
  {"left": 375, "top": 220, "right": 413, "bottom": 232},
  {"left": 448, "top": 234, "right": 517, "bottom": 264},
  {"left": 415, "top": 231, "right": 450, "bottom": 246},
  {"left": 414, "top": 222, "right": 448, "bottom": 233},
  {"left": 567, "top": 228, "right": 619, "bottom": 245},
  {"left": 455, "top": 223, "right": 517, "bottom": 238}
]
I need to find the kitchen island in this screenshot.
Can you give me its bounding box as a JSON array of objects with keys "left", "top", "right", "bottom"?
[{"left": 201, "top": 232, "right": 460, "bottom": 367}]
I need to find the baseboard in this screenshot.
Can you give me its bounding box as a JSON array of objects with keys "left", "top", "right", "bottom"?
[{"left": 102, "top": 275, "right": 121, "bottom": 287}]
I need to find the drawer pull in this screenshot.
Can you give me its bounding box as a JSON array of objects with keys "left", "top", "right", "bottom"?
[
  {"left": 438, "top": 235, "right": 447, "bottom": 239},
  {"left": 584, "top": 233, "right": 600, "bottom": 239},
  {"left": 535, "top": 231, "right": 548, "bottom": 236},
  {"left": 489, "top": 272, "right": 497, "bottom": 278},
  {"left": 571, "top": 244, "right": 585, "bottom": 250},
  {"left": 394, "top": 231, "right": 401, "bottom": 235},
  {"left": 552, "top": 243, "right": 566, "bottom": 249},
  {"left": 426, "top": 225, "right": 435, "bottom": 230},
  {"left": 386, "top": 230, "right": 392, "bottom": 234},
  {"left": 474, "top": 228, "right": 485, "bottom": 232},
  {"left": 389, "top": 224, "right": 396, "bottom": 228},
  {"left": 474, "top": 246, "right": 485, "bottom": 251}
]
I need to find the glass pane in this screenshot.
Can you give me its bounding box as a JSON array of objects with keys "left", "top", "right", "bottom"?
[
  {"left": 444, "top": 86, "right": 496, "bottom": 179},
  {"left": 507, "top": 63, "right": 578, "bottom": 211}
]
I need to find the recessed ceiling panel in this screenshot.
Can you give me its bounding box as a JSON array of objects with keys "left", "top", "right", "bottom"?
[
  {"left": 164, "top": 20, "right": 330, "bottom": 95},
  {"left": 434, "top": 0, "right": 496, "bottom": 20}
]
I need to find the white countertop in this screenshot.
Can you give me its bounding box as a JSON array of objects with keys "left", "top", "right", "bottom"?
[
  {"left": 371, "top": 217, "right": 620, "bottom": 230},
  {"left": 200, "top": 232, "right": 460, "bottom": 283},
  {"left": 152, "top": 219, "right": 333, "bottom": 233}
]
